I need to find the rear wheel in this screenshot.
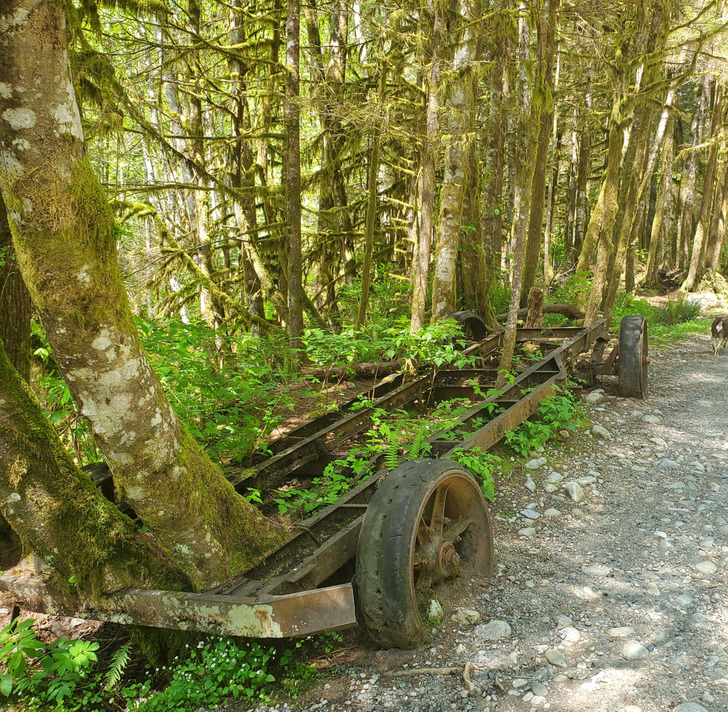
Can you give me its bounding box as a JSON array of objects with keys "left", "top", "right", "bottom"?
[
  {"left": 355, "top": 459, "right": 493, "bottom": 648},
  {"left": 448, "top": 311, "right": 488, "bottom": 344},
  {"left": 618, "top": 315, "right": 648, "bottom": 399}
]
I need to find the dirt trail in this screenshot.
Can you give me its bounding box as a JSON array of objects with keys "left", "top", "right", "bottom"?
[{"left": 251, "top": 328, "right": 728, "bottom": 712}]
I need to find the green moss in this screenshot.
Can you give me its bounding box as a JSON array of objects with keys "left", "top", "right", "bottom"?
[{"left": 0, "top": 342, "right": 189, "bottom": 598}]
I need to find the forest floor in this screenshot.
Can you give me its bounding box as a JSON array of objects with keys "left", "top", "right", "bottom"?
[{"left": 242, "top": 325, "right": 728, "bottom": 712}]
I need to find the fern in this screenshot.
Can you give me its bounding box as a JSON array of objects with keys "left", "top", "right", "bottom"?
[
  {"left": 385, "top": 431, "right": 400, "bottom": 471},
  {"left": 104, "top": 642, "right": 132, "bottom": 690},
  {"left": 407, "top": 430, "right": 425, "bottom": 460}
]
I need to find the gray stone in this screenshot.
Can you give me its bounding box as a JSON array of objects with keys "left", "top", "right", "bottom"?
[
  {"left": 564, "top": 481, "right": 585, "bottom": 503},
  {"left": 591, "top": 424, "right": 612, "bottom": 440},
  {"left": 524, "top": 476, "right": 536, "bottom": 492},
  {"left": 526, "top": 457, "right": 547, "bottom": 470},
  {"left": 660, "top": 458, "right": 680, "bottom": 470},
  {"left": 585, "top": 390, "right": 606, "bottom": 405},
  {"left": 559, "top": 626, "right": 580, "bottom": 643},
  {"left": 521, "top": 508, "right": 541, "bottom": 520},
  {"left": 544, "top": 508, "right": 561, "bottom": 518},
  {"left": 451, "top": 608, "right": 481, "bottom": 626},
  {"left": 544, "top": 483, "right": 559, "bottom": 494},
  {"left": 428, "top": 598, "right": 443, "bottom": 620},
  {"left": 518, "top": 527, "right": 537, "bottom": 537},
  {"left": 545, "top": 649, "right": 567, "bottom": 667},
  {"left": 673, "top": 704, "right": 709, "bottom": 712},
  {"left": 642, "top": 415, "right": 660, "bottom": 424},
  {"left": 555, "top": 614, "right": 572, "bottom": 627},
  {"left": 531, "top": 682, "right": 548, "bottom": 696},
  {"left": 475, "top": 620, "right": 512, "bottom": 640},
  {"left": 512, "top": 678, "right": 529, "bottom": 689},
  {"left": 608, "top": 626, "right": 635, "bottom": 639},
  {"left": 576, "top": 475, "right": 597, "bottom": 485},
  {"left": 696, "top": 560, "right": 718, "bottom": 575},
  {"left": 582, "top": 563, "right": 612, "bottom": 576},
  {"left": 622, "top": 642, "right": 648, "bottom": 661}
]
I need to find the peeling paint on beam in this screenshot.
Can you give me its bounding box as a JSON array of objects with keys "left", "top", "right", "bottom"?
[{"left": 0, "top": 576, "right": 358, "bottom": 637}]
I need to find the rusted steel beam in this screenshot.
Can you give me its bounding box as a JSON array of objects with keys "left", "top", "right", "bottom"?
[
  {"left": 0, "top": 575, "right": 358, "bottom": 638},
  {"left": 444, "top": 356, "right": 567, "bottom": 457},
  {"left": 265, "top": 515, "right": 365, "bottom": 594}
]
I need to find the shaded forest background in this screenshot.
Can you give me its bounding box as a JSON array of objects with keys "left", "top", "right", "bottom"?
[{"left": 5, "top": 0, "right": 728, "bottom": 472}]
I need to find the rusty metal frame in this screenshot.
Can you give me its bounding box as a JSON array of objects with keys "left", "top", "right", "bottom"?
[{"left": 0, "top": 319, "right": 609, "bottom": 639}]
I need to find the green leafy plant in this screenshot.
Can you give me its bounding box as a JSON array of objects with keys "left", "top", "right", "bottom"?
[
  {"left": 449, "top": 448, "right": 503, "bottom": 501},
  {"left": 652, "top": 293, "right": 702, "bottom": 325},
  {"left": 504, "top": 388, "right": 584, "bottom": 457},
  {"left": 0, "top": 618, "right": 98, "bottom": 705},
  {"left": 127, "top": 638, "right": 308, "bottom": 711}
]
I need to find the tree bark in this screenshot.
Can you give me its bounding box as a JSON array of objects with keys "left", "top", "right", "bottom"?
[
  {"left": 0, "top": 343, "right": 188, "bottom": 596},
  {"left": 430, "top": 0, "right": 480, "bottom": 322},
  {"left": 683, "top": 85, "right": 724, "bottom": 291},
  {"left": 0, "top": 194, "right": 31, "bottom": 382},
  {"left": 676, "top": 75, "right": 709, "bottom": 273},
  {"left": 497, "top": 0, "right": 558, "bottom": 386},
  {"left": 521, "top": 10, "right": 559, "bottom": 307},
  {"left": 0, "top": 0, "right": 284, "bottom": 590},
  {"left": 285, "top": 0, "right": 304, "bottom": 349},
  {"left": 410, "top": 0, "right": 444, "bottom": 333},
  {"left": 356, "top": 63, "right": 386, "bottom": 329},
  {"left": 644, "top": 111, "right": 675, "bottom": 285}
]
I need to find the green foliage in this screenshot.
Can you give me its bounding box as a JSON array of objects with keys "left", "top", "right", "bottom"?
[
  {"left": 139, "top": 319, "right": 299, "bottom": 463},
  {"left": 125, "top": 638, "right": 289, "bottom": 711},
  {"left": 31, "top": 322, "right": 101, "bottom": 464},
  {"left": 0, "top": 618, "right": 98, "bottom": 706},
  {"left": 103, "top": 642, "right": 132, "bottom": 690},
  {"left": 271, "top": 399, "right": 472, "bottom": 517},
  {"left": 303, "top": 318, "right": 476, "bottom": 372},
  {"left": 610, "top": 292, "right": 657, "bottom": 326},
  {"left": 504, "top": 388, "right": 584, "bottom": 458},
  {"left": 448, "top": 448, "right": 503, "bottom": 501},
  {"left": 652, "top": 293, "right": 702, "bottom": 325}
]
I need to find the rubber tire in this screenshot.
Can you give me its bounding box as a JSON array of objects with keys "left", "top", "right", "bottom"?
[
  {"left": 447, "top": 311, "right": 488, "bottom": 344},
  {"left": 619, "top": 315, "right": 648, "bottom": 399},
  {"left": 355, "top": 459, "right": 493, "bottom": 649}
]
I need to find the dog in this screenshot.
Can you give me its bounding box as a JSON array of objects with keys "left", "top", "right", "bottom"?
[{"left": 712, "top": 315, "right": 728, "bottom": 356}]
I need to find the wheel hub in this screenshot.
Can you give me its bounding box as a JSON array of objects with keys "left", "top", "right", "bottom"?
[{"left": 433, "top": 541, "right": 460, "bottom": 581}]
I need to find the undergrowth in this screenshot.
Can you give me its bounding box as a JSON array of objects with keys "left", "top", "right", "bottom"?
[
  {"left": 32, "top": 316, "right": 476, "bottom": 467},
  {"left": 0, "top": 619, "right": 321, "bottom": 712}
]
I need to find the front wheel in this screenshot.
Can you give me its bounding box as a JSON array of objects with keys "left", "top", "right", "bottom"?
[
  {"left": 355, "top": 459, "right": 493, "bottom": 648},
  {"left": 618, "top": 315, "right": 648, "bottom": 399}
]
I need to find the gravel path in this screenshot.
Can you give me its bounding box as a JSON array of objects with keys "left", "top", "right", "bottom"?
[{"left": 248, "top": 328, "right": 728, "bottom": 712}]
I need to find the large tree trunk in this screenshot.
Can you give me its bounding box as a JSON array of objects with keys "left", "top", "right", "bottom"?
[
  {"left": 285, "top": 0, "right": 304, "bottom": 348},
  {"left": 0, "top": 343, "right": 188, "bottom": 596},
  {"left": 520, "top": 8, "right": 559, "bottom": 307},
  {"left": 676, "top": 76, "right": 709, "bottom": 273},
  {"left": 0, "top": 0, "right": 284, "bottom": 590},
  {"left": 683, "top": 85, "right": 725, "bottom": 291},
  {"left": 497, "top": 0, "right": 558, "bottom": 385},
  {"left": 0, "top": 194, "right": 31, "bottom": 382},
  {"left": 644, "top": 111, "right": 676, "bottom": 285},
  {"left": 481, "top": 0, "right": 512, "bottom": 328},
  {"left": 410, "top": 0, "right": 444, "bottom": 333},
  {"left": 430, "top": 0, "right": 480, "bottom": 321}
]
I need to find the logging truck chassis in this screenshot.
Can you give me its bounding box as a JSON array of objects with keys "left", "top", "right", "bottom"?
[{"left": 0, "top": 316, "right": 649, "bottom": 647}]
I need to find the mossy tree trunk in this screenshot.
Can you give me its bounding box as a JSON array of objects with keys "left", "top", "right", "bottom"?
[
  {"left": 683, "top": 85, "right": 725, "bottom": 291},
  {"left": 0, "top": 193, "right": 31, "bottom": 382},
  {"left": 409, "top": 0, "right": 444, "bottom": 334},
  {"left": 0, "top": 342, "right": 189, "bottom": 596},
  {"left": 0, "top": 0, "right": 285, "bottom": 591},
  {"left": 430, "top": 0, "right": 480, "bottom": 322}
]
